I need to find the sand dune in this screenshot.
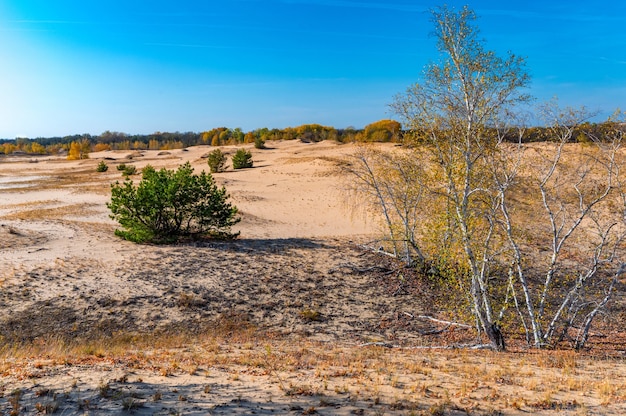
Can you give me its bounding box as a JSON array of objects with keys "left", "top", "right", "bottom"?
[{"left": 1, "top": 140, "right": 625, "bottom": 415}]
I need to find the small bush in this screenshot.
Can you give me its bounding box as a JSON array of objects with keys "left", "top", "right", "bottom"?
[
  {"left": 254, "top": 136, "right": 266, "bottom": 149},
  {"left": 116, "top": 164, "right": 136, "bottom": 176},
  {"left": 96, "top": 161, "right": 109, "bottom": 172},
  {"left": 232, "top": 148, "right": 253, "bottom": 169},
  {"left": 207, "top": 149, "right": 227, "bottom": 173},
  {"left": 108, "top": 162, "right": 240, "bottom": 243},
  {"left": 299, "top": 308, "right": 322, "bottom": 322}
]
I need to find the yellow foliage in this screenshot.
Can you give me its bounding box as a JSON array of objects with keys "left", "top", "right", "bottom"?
[
  {"left": 30, "top": 142, "right": 47, "bottom": 154},
  {"left": 244, "top": 132, "right": 255, "bottom": 143},
  {"left": 362, "top": 119, "right": 401, "bottom": 142},
  {"left": 93, "top": 143, "right": 111, "bottom": 152},
  {"left": 67, "top": 142, "right": 82, "bottom": 160},
  {"left": 67, "top": 140, "right": 90, "bottom": 160},
  {"left": 2, "top": 143, "right": 16, "bottom": 154}
]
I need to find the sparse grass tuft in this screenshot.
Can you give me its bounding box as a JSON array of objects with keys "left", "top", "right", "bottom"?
[
  {"left": 122, "top": 396, "right": 144, "bottom": 410},
  {"left": 299, "top": 308, "right": 323, "bottom": 322}
]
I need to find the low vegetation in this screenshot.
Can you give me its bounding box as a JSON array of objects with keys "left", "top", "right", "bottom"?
[
  {"left": 96, "top": 160, "right": 108, "bottom": 172},
  {"left": 107, "top": 162, "right": 240, "bottom": 243},
  {"left": 207, "top": 148, "right": 227, "bottom": 173},
  {"left": 232, "top": 148, "right": 253, "bottom": 169},
  {"left": 115, "top": 163, "right": 136, "bottom": 176}
]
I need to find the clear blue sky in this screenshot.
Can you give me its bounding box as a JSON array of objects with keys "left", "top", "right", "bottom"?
[{"left": 0, "top": 1, "right": 624, "bottom": 139}]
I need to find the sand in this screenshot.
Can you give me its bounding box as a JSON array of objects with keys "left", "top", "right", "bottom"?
[{"left": 1, "top": 140, "right": 625, "bottom": 415}]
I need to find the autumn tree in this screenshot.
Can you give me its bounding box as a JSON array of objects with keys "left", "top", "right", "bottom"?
[
  {"left": 361, "top": 120, "right": 402, "bottom": 142},
  {"left": 29, "top": 142, "right": 47, "bottom": 154},
  {"left": 390, "top": 6, "right": 530, "bottom": 349},
  {"left": 1, "top": 143, "right": 16, "bottom": 154},
  {"left": 348, "top": 6, "right": 626, "bottom": 351},
  {"left": 93, "top": 143, "right": 111, "bottom": 152},
  {"left": 346, "top": 145, "right": 426, "bottom": 265},
  {"left": 495, "top": 105, "right": 626, "bottom": 349},
  {"left": 67, "top": 139, "right": 90, "bottom": 160}
]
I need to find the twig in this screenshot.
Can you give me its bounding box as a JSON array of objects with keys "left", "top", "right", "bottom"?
[
  {"left": 358, "top": 342, "right": 495, "bottom": 350},
  {"left": 358, "top": 244, "right": 397, "bottom": 259},
  {"left": 358, "top": 342, "right": 396, "bottom": 348},
  {"left": 329, "top": 263, "right": 391, "bottom": 274},
  {"left": 418, "top": 324, "right": 451, "bottom": 336},
  {"left": 413, "top": 315, "right": 473, "bottom": 329}
]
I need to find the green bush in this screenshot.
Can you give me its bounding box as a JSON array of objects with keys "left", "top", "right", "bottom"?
[
  {"left": 96, "top": 161, "right": 109, "bottom": 172},
  {"left": 107, "top": 162, "right": 240, "bottom": 243},
  {"left": 232, "top": 148, "right": 253, "bottom": 169},
  {"left": 254, "top": 136, "right": 266, "bottom": 149},
  {"left": 116, "top": 164, "right": 137, "bottom": 176},
  {"left": 207, "top": 148, "right": 227, "bottom": 173}
]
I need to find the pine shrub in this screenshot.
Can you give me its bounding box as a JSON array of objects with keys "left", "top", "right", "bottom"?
[
  {"left": 207, "top": 148, "right": 227, "bottom": 173},
  {"left": 96, "top": 161, "right": 109, "bottom": 172},
  {"left": 108, "top": 162, "right": 239, "bottom": 243},
  {"left": 232, "top": 148, "right": 253, "bottom": 169}
]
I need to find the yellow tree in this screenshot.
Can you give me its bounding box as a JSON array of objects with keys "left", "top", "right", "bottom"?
[
  {"left": 30, "top": 142, "right": 47, "bottom": 154},
  {"left": 244, "top": 132, "right": 255, "bottom": 143},
  {"left": 79, "top": 139, "right": 91, "bottom": 159},
  {"left": 2, "top": 143, "right": 16, "bottom": 154},
  {"left": 93, "top": 143, "right": 111, "bottom": 152},
  {"left": 67, "top": 141, "right": 82, "bottom": 160},
  {"left": 68, "top": 140, "right": 91, "bottom": 160},
  {"left": 391, "top": 6, "right": 530, "bottom": 350},
  {"left": 362, "top": 120, "right": 402, "bottom": 142}
]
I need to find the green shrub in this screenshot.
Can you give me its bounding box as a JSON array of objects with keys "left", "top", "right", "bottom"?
[
  {"left": 207, "top": 148, "right": 227, "bottom": 173},
  {"left": 232, "top": 148, "right": 253, "bottom": 169},
  {"left": 254, "top": 136, "right": 266, "bottom": 149},
  {"left": 96, "top": 161, "right": 109, "bottom": 172},
  {"left": 116, "top": 164, "right": 137, "bottom": 176},
  {"left": 107, "top": 162, "right": 240, "bottom": 243}
]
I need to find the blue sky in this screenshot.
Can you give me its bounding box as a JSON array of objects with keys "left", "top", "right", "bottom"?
[{"left": 0, "top": 0, "right": 624, "bottom": 138}]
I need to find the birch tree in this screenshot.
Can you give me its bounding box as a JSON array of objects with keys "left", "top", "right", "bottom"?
[
  {"left": 349, "top": 5, "right": 625, "bottom": 351},
  {"left": 497, "top": 106, "right": 626, "bottom": 348},
  {"left": 391, "top": 5, "right": 530, "bottom": 350},
  {"left": 345, "top": 145, "right": 426, "bottom": 265}
]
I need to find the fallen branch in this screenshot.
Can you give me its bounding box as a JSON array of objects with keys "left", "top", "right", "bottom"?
[
  {"left": 358, "top": 342, "right": 495, "bottom": 350},
  {"left": 358, "top": 244, "right": 397, "bottom": 259},
  {"left": 404, "top": 313, "right": 473, "bottom": 329},
  {"left": 358, "top": 342, "right": 396, "bottom": 348},
  {"left": 418, "top": 324, "right": 451, "bottom": 336},
  {"left": 329, "top": 263, "right": 392, "bottom": 275}
]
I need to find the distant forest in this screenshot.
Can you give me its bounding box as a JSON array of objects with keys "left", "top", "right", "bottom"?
[{"left": 0, "top": 118, "right": 621, "bottom": 157}]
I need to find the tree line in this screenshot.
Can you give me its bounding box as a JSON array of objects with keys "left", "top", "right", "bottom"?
[
  {"left": 2, "top": 117, "right": 619, "bottom": 158},
  {"left": 0, "top": 120, "right": 404, "bottom": 157}
]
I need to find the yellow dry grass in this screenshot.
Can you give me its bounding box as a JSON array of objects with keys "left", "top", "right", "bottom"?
[
  {"left": 1, "top": 203, "right": 100, "bottom": 221},
  {"left": 1, "top": 333, "right": 625, "bottom": 415}
]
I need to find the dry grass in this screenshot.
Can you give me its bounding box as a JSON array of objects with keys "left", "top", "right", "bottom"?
[
  {"left": 1, "top": 334, "right": 625, "bottom": 414},
  {"left": 1, "top": 202, "right": 100, "bottom": 220}
]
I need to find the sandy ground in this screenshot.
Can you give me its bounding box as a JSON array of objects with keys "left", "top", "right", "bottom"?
[{"left": 1, "top": 140, "right": 626, "bottom": 415}]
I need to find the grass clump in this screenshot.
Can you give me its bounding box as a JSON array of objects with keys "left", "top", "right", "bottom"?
[{"left": 299, "top": 308, "right": 322, "bottom": 322}]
